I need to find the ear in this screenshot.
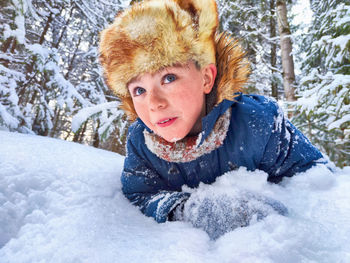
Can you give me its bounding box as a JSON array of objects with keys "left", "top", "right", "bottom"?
[
  {"left": 202, "top": 63, "right": 217, "bottom": 94},
  {"left": 174, "top": 0, "right": 218, "bottom": 37}
]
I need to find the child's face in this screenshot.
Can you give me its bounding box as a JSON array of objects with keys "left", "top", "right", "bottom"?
[{"left": 128, "top": 62, "right": 216, "bottom": 142}]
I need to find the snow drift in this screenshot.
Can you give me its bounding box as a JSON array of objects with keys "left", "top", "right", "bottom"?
[{"left": 0, "top": 130, "right": 350, "bottom": 263}]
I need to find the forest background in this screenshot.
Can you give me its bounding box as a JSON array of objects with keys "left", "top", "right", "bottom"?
[{"left": 0, "top": 0, "right": 349, "bottom": 167}]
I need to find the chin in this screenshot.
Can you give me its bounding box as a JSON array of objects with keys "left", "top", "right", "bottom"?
[
  {"left": 158, "top": 132, "right": 187, "bottom": 143},
  {"left": 168, "top": 137, "right": 183, "bottom": 142}
]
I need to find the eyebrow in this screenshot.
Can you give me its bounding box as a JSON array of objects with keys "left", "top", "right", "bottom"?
[
  {"left": 128, "top": 62, "right": 189, "bottom": 85},
  {"left": 128, "top": 75, "right": 142, "bottom": 85},
  {"left": 161, "top": 62, "right": 189, "bottom": 71}
]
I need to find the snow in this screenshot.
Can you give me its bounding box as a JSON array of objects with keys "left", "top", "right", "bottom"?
[
  {"left": 330, "top": 34, "right": 350, "bottom": 52},
  {"left": 71, "top": 101, "right": 125, "bottom": 141},
  {"left": 328, "top": 114, "right": 350, "bottom": 130},
  {"left": 1, "top": 130, "right": 350, "bottom": 262},
  {"left": 71, "top": 102, "right": 120, "bottom": 132},
  {"left": 3, "top": 0, "right": 27, "bottom": 45},
  {"left": 292, "top": 0, "right": 313, "bottom": 26},
  {"left": 0, "top": 104, "right": 20, "bottom": 129}
]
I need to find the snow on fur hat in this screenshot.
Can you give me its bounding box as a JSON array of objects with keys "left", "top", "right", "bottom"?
[{"left": 99, "top": 0, "right": 219, "bottom": 120}]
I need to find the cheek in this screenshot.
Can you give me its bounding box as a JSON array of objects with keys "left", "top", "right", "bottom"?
[
  {"left": 176, "top": 84, "right": 204, "bottom": 109},
  {"left": 132, "top": 100, "right": 149, "bottom": 121}
]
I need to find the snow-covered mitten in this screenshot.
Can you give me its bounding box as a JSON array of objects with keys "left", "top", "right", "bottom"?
[{"left": 180, "top": 191, "right": 288, "bottom": 240}]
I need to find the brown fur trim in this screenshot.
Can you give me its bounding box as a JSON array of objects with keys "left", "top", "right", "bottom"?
[
  {"left": 119, "top": 96, "right": 138, "bottom": 122},
  {"left": 215, "top": 32, "right": 250, "bottom": 104}
]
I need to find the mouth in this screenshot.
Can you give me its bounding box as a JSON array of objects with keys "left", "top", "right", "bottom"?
[{"left": 156, "top": 117, "right": 177, "bottom": 128}]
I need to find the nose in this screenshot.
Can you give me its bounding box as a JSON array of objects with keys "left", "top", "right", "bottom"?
[{"left": 148, "top": 88, "right": 167, "bottom": 111}]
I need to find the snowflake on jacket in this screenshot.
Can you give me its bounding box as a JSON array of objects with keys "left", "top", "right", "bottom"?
[{"left": 121, "top": 94, "right": 324, "bottom": 223}]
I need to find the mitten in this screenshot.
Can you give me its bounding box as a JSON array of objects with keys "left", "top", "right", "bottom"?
[{"left": 180, "top": 191, "right": 288, "bottom": 240}]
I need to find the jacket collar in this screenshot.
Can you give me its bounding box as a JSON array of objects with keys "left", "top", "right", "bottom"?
[
  {"left": 199, "top": 98, "right": 235, "bottom": 144},
  {"left": 143, "top": 103, "right": 233, "bottom": 162}
]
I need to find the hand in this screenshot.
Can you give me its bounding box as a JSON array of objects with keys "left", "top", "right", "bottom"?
[{"left": 180, "top": 191, "right": 288, "bottom": 240}]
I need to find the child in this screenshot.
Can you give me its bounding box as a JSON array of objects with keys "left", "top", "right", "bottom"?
[{"left": 99, "top": 0, "right": 325, "bottom": 239}]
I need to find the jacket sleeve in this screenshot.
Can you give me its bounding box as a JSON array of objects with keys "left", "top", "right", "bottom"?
[
  {"left": 121, "top": 128, "right": 190, "bottom": 223},
  {"left": 257, "top": 98, "right": 325, "bottom": 183}
]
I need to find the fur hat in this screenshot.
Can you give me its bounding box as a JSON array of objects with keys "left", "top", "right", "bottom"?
[
  {"left": 99, "top": 0, "right": 250, "bottom": 121},
  {"left": 99, "top": 0, "right": 219, "bottom": 120}
]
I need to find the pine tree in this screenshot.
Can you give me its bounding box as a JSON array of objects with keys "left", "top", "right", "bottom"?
[
  {"left": 0, "top": 0, "right": 129, "bottom": 151},
  {"left": 293, "top": 0, "right": 350, "bottom": 167},
  {"left": 218, "top": 0, "right": 287, "bottom": 99}
]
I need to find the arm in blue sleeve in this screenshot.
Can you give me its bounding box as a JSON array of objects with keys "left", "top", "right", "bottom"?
[
  {"left": 258, "top": 101, "right": 325, "bottom": 183},
  {"left": 121, "top": 134, "right": 190, "bottom": 223}
]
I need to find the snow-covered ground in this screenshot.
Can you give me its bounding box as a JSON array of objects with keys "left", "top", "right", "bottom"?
[{"left": 1, "top": 130, "right": 350, "bottom": 263}]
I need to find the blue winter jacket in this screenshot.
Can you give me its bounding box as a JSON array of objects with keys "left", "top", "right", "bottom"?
[{"left": 121, "top": 94, "right": 324, "bottom": 223}]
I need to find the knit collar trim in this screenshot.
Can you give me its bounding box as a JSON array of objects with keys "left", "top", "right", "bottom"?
[{"left": 143, "top": 106, "right": 232, "bottom": 163}]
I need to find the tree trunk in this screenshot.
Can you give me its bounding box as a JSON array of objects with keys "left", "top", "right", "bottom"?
[
  {"left": 276, "top": 0, "right": 296, "bottom": 102},
  {"left": 39, "top": 12, "right": 54, "bottom": 45},
  {"left": 92, "top": 120, "right": 100, "bottom": 148},
  {"left": 50, "top": 106, "right": 61, "bottom": 137},
  {"left": 78, "top": 121, "right": 88, "bottom": 143},
  {"left": 54, "top": 6, "right": 75, "bottom": 48},
  {"left": 1, "top": 36, "right": 14, "bottom": 53},
  {"left": 73, "top": 121, "right": 87, "bottom": 143},
  {"left": 270, "top": 0, "right": 278, "bottom": 99},
  {"left": 18, "top": 12, "right": 54, "bottom": 105},
  {"left": 65, "top": 32, "right": 82, "bottom": 79}
]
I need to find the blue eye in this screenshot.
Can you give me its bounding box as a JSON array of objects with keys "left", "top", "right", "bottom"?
[
  {"left": 164, "top": 74, "right": 177, "bottom": 84},
  {"left": 134, "top": 87, "right": 146, "bottom": 96}
]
